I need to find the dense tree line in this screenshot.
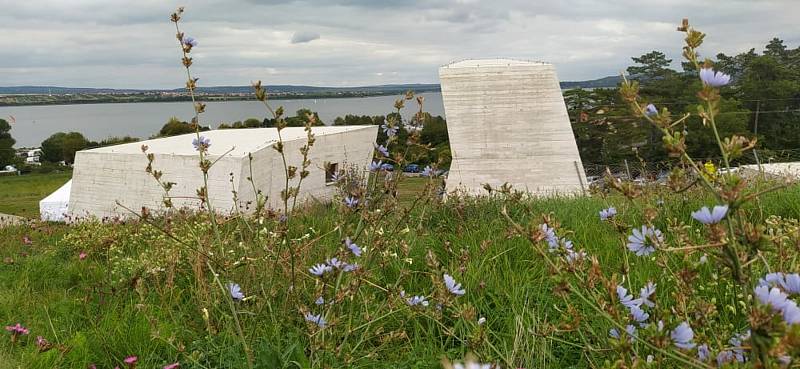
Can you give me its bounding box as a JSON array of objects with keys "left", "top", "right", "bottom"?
[
  {"left": 0, "top": 119, "right": 15, "bottom": 167},
  {"left": 569, "top": 37, "right": 800, "bottom": 166}
]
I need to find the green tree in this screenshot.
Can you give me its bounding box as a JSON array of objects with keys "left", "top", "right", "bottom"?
[
  {"left": 0, "top": 119, "right": 15, "bottom": 166},
  {"left": 627, "top": 51, "right": 673, "bottom": 80},
  {"left": 40, "top": 132, "right": 89, "bottom": 164},
  {"left": 158, "top": 117, "right": 209, "bottom": 137}
]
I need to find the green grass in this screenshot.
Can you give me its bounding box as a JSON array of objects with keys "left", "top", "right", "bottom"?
[
  {"left": 1, "top": 178, "right": 799, "bottom": 368},
  {"left": 0, "top": 171, "right": 72, "bottom": 218}
]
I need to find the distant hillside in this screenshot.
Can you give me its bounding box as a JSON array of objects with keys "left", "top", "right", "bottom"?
[
  {"left": 559, "top": 75, "right": 622, "bottom": 89},
  {"left": 0, "top": 77, "right": 620, "bottom": 96}
]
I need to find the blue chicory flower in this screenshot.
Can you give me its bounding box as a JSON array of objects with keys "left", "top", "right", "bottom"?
[
  {"left": 616, "top": 285, "right": 643, "bottom": 309},
  {"left": 344, "top": 196, "right": 358, "bottom": 208},
  {"left": 627, "top": 225, "right": 663, "bottom": 256},
  {"left": 345, "top": 237, "right": 361, "bottom": 257},
  {"left": 315, "top": 296, "right": 325, "bottom": 305},
  {"left": 691, "top": 205, "right": 729, "bottom": 225},
  {"left": 671, "top": 321, "right": 696, "bottom": 350},
  {"left": 304, "top": 312, "right": 327, "bottom": 328},
  {"left": 421, "top": 166, "right": 437, "bottom": 178},
  {"left": 182, "top": 36, "right": 198, "bottom": 47},
  {"left": 406, "top": 295, "right": 429, "bottom": 307},
  {"left": 697, "top": 344, "right": 710, "bottom": 361},
  {"left": 374, "top": 143, "right": 389, "bottom": 157},
  {"left": 599, "top": 207, "right": 617, "bottom": 221},
  {"left": 192, "top": 136, "right": 211, "bottom": 151},
  {"left": 443, "top": 273, "right": 465, "bottom": 296},
  {"left": 309, "top": 263, "right": 332, "bottom": 277},
  {"left": 639, "top": 282, "right": 656, "bottom": 308},
  {"left": 369, "top": 161, "right": 382, "bottom": 172},
  {"left": 644, "top": 104, "right": 658, "bottom": 117},
  {"left": 381, "top": 124, "right": 398, "bottom": 137},
  {"left": 227, "top": 282, "right": 244, "bottom": 301},
  {"left": 699, "top": 67, "right": 731, "bottom": 87}
]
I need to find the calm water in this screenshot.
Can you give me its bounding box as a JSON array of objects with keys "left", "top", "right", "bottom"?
[{"left": 2, "top": 92, "right": 444, "bottom": 147}]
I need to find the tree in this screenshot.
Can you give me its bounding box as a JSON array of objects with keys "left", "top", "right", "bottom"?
[
  {"left": 627, "top": 51, "right": 673, "bottom": 80},
  {"left": 764, "top": 37, "right": 790, "bottom": 61},
  {"left": 158, "top": 117, "right": 209, "bottom": 137},
  {"left": 0, "top": 119, "right": 15, "bottom": 166},
  {"left": 41, "top": 132, "right": 89, "bottom": 164}
]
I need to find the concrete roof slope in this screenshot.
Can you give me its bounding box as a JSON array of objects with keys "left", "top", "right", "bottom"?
[
  {"left": 740, "top": 162, "right": 800, "bottom": 179},
  {"left": 84, "top": 126, "right": 376, "bottom": 157},
  {"left": 442, "top": 58, "right": 549, "bottom": 68}
]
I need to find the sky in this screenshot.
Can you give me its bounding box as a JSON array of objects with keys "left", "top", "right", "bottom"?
[{"left": 0, "top": 0, "right": 797, "bottom": 89}]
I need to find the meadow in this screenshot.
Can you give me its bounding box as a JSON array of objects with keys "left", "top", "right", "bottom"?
[
  {"left": 1, "top": 178, "right": 799, "bottom": 368},
  {"left": 0, "top": 171, "right": 72, "bottom": 218}
]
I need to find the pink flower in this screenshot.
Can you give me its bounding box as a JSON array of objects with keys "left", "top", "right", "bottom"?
[
  {"left": 5, "top": 323, "right": 29, "bottom": 335},
  {"left": 79, "top": 251, "right": 88, "bottom": 260},
  {"left": 88, "top": 365, "right": 97, "bottom": 369},
  {"left": 124, "top": 356, "right": 138, "bottom": 368},
  {"left": 22, "top": 236, "right": 32, "bottom": 245},
  {"left": 36, "top": 335, "right": 52, "bottom": 352},
  {"left": 164, "top": 363, "right": 180, "bottom": 369}
]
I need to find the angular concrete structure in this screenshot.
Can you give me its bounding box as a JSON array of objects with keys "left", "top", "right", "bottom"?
[
  {"left": 67, "top": 126, "right": 377, "bottom": 219},
  {"left": 438, "top": 59, "right": 587, "bottom": 196}
]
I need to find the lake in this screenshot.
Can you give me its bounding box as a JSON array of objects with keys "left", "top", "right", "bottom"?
[{"left": 2, "top": 92, "right": 444, "bottom": 147}]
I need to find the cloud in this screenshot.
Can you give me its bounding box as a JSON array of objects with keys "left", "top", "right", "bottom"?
[
  {"left": 0, "top": 0, "right": 796, "bottom": 88},
  {"left": 291, "top": 31, "right": 321, "bottom": 44}
]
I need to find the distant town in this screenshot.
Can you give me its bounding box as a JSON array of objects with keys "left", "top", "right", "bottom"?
[{"left": 0, "top": 76, "right": 622, "bottom": 106}]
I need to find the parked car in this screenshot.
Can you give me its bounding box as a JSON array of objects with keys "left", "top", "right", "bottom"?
[{"left": 404, "top": 164, "right": 420, "bottom": 173}]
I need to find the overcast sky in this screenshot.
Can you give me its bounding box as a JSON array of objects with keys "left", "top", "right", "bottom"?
[{"left": 0, "top": 0, "right": 797, "bottom": 89}]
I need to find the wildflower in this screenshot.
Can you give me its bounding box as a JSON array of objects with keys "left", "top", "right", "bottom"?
[
  {"left": 79, "top": 251, "right": 88, "bottom": 260},
  {"left": 421, "top": 166, "right": 437, "bottom": 177},
  {"left": 629, "top": 305, "right": 649, "bottom": 324},
  {"left": 124, "top": 356, "right": 138, "bottom": 368},
  {"left": 182, "top": 36, "right": 198, "bottom": 48},
  {"left": 697, "top": 344, "right": 710, "bottom": 361},
  {"left": 344, "top": 196, "right": 358, "bottom": 208},
  {"left": 599, "top": 207, "right": 617, "bottom": 221},
  {"left": 539, "top": 224, "right": 558, "bottom": 248},
  {"left": 344, "top": 237, "right": 361, "bottom": 257},
  {"left": 729, "top": 330, "right": 750, "bottom": 362},
  {"left": 565, "top": 249, "right": 587, "bottom": 264},
  {"left": 478, "top": 317, "right": 486, "bottom": 325},
  {"left": 406, "top": 295, "right": 429, "bottom": 307},
  {"left": 784, "top": 273, "right": 800, "bottom": 294},
  {"left": 35, "top": 335, "right": 50, "bottom": 351},
  {"left": 163, "top": 364, "right": 180, "bottom": 369},
  {"left": 6, "top": 323, "right": 30, "bottom": 336},
  {"left": 342, "top": 263, "right": 359, "bottom": 272},
  {"left": 754, "top": 285, "right": 790, "bottom": 313},
  {"left": 22, "top": 235, "right": 32, "bottom": 245},
  {"left": 227, "top": 283, "right": 244, "bottom": 301},
  {"left": 374, "top": 143, "right": 389, "bottom": 157},
  {"left": 671, "top": 321, "right": 696, "bottom": 350},
  {"left": 639, "top": 282, "right": 656, "bottom": 308},
  {"left": 315, "top": 296, "right": 325, "bottom": 305},
  {"left": 369, "top": 160, "right": 382, "bottom": 172},
  {"left": 644, "top": 104, "right": 658, "bottom": 117},
  {"left": 192, "top": 136, "right": 211, "bottom": 151},
  {"left": 717, "top": 351, "right": 736, "bottom": 366},
  {"left": 309, "top": 263, "right": 332, "bottom": 277},
  {"left": 782, "top": 301, "right": 800, "bottom": 324},
  {"left": 691, "top": 205, "right": 728, "bottom": 225},
  {"left": 444, "top": 273, "right": 466, "bottom": 296},
  {"left": 616, "top": 285, "right": 642, "bottom": 309},
  {"left": 452, "top": 360, "right": 495, "bottom": 369},
  {"left": 330, "top": 171, "right": 341, "bottom": 182},
  {"left": 627, "top": 225, "right": 663, "bottom": 256},
  {"left": 326, "top": 257, "right": 345, "bottom": 269},
  {"left": 699, "top": 67, "right": 731, "bottom": 87},
  {"left": 609, "top": 325, "right": 636, "bottom": 342},
  {"left": 381, "top": 124, "right": 397, "bottom": 137},
  {"left": 304, "top": 312, "right": 327, "bottom": 328}
]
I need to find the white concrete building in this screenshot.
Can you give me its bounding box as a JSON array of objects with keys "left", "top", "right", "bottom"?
[
  {"left": 438, "top": 59, "right": 587, "bottom": 196},
  {"left": 63, "top": 126, "right": 377, "bottom": 219}
]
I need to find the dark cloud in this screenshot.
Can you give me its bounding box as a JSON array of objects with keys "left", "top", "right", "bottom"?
[
  {"left": 291, "top": 31, "right": 321, "bottom": 44},
  {"left": 0, "top": 0, "right": 796, "bottom": 88}
]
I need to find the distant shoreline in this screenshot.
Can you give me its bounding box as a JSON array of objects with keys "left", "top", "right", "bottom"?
[{"left": 0, "top": 90, "right": 443, "bottom": 108}]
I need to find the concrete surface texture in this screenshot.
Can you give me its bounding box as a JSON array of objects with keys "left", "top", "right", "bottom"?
[
  {"left": 439, "top": 58, "right": 587, "bottom": 196},
  {"left": 739, "top": 162, "right": 800, "bottom": 179},
  {"left": 68, "top": 126, "right": 377, "bottom": 219}
]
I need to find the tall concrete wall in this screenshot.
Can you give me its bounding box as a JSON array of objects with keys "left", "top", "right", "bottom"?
[{"left": 438, "top": 59, "right": 587, "bottom": 196}]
